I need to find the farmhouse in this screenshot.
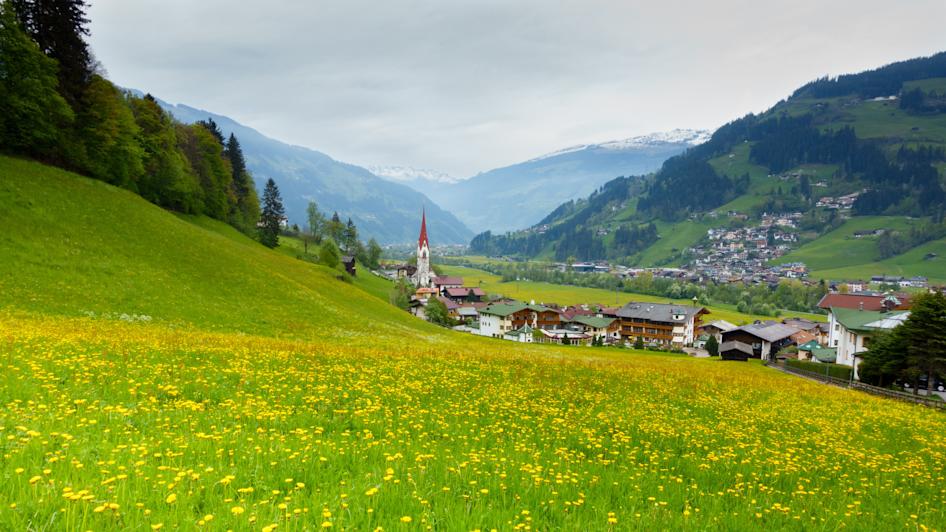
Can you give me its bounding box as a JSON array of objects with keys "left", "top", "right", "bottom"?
[
  {"left": 720, "top": 323, "right": 798, "bottom": 361},
  {"left": 616, "top": 302, "right": 708, "bottom": 346}
]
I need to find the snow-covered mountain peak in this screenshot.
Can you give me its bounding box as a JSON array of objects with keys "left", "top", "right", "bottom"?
[
  {"left": 529, "top": 128, "right": 711, "bottom": 162},
  {"left": 368, "top": 165, "right": 462, "bottom": 184}
]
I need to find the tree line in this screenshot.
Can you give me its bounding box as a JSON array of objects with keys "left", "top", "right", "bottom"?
[
  {"left": 1, "top": 1, "right": 260, "bottom": 234},
  {"left": 791, "top": 51, "right": 946, "bottom": 100}
]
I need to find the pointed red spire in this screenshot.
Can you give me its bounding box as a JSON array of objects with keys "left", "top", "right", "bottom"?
[{"left": 418, "top": 209, "right": 429, "bottom": 248}]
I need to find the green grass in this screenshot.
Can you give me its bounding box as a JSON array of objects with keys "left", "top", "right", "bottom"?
[
  {"left": 439, "top": 265, "right": 824, "bottom": 325},
  {"left": 1, "top": 155, "right": 944, "bottom": 530},
  {"left": 0, "top": 156, "right": 417, "bottom": 344},
  {"left": 808, "top": 238, "right": 946, "bottom": 284},
  {"left": 775, "top": 216, "right": 946, "bottom": 283}
]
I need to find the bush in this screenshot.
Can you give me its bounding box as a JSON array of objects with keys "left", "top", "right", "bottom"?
[{"left": 786, "top": 359, "right": 852, "bottom": 380}]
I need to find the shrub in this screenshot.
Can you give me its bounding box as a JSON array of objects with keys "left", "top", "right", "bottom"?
[{"left": 786, "top": 359, "right": 853, "bottom": 380}]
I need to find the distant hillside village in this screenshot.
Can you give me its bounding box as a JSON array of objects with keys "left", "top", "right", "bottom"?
[{"left": 382, "top": 214, "right": 943, "bottom": 392}]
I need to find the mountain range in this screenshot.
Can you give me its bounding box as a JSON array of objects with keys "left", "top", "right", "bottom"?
[
  {"left": 373, "top": 129, "right": 709, "bottom": 234},
  {"left": 137, "top": 94, "right": 473, "bottom": 245}
]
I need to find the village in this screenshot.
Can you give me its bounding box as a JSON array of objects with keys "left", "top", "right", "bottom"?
[{"left": 379, "top": 213, "right": 941, "bottom": 392}]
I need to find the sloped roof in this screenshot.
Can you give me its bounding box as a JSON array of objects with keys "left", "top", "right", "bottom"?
[
  {"left": 864, "top": 311, "right": 910, "bottom": 329},
  {"left": 790, "top": 330, "right": 817, "bottom": 345},
  {"left": 436, "top": 296, "right": 460, "bottom": 310},
  {"left": 782, "top": 317, "right": 820, "bottom": 331},
  {"left": 798, "top": 340, "right": 822, "bottom": 351},
  {"left": 811, "top": 347, "right": 838, "bottom": 363},
  {"left": 720, "top": 340, "right": 754, "bottom": 355},
  {"left": 730, "top": 323, "right": 799, "bottom": 343},
  {"left": 703, "top": 319, "right": 737, "bottom": 332},
  {"left": 568, "top": 316, "right": 616, "bottom": 329},
  {"left": 445, "top": 287, "right": 486, "bottom": 297},
  {"left": 480, "top": 302, "right": 551, "bottom": 317},
  {"left": 432, "top": 276, "right": 464, "bottom": 286},
  {"left": 833, "top": 307, "right": 909, "bottom": 333},
  {"left": 817, "top": 293, "right": 909, "bottom": 311},
  {"left": 617, "top": 303, "right": 705, "bottom": 323}
]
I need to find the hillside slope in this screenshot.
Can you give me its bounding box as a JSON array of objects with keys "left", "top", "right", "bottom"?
[
  {"left": 150, "top": 97, "right": 473, "bottom": 245},
  {"left": 0, "top": 156, "right": 434, "bottom": 342}
]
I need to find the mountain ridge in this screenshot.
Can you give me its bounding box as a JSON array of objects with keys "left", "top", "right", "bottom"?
[
  {"left": 132, "top": 92, "right": 474, "bottom": 245},
  {"left": 377, "top": 129, "right": 709, "bottom": 234}
]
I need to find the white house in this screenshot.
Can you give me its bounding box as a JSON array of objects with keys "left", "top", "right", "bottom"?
[{"left": 830, "top": 307, "right": 910, "bottom": 377}]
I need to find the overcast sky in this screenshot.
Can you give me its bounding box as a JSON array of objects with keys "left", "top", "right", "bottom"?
[{"left": 88, "top": 0, "right": 946, "bottom": 177}]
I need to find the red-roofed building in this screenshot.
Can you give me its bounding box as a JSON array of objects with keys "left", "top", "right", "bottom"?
[
  {"left": 817, "top": 293, "right": 910, "bottom": 312},
  {"left": 432, "top": 276, "right": 464, "bottom": 291},
  {"left": 444, "top": 287, "right": 486, "bottom": 303}
]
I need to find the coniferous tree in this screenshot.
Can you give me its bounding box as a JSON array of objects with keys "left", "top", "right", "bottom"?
[
  {"left": 224, "top": 133, "right": 259, "bottom": 232},
  {"left": 343, "top": 218, "right": 358, "bottom": 252},
  {"left": 12, "top": 0, "right": 92, "bottom": 104},
  {"left": 258, "top": 178, "right": 284, "bottom": 248},
  {"left": 197, "top": 117, "right": 224, "bottom": 145}
]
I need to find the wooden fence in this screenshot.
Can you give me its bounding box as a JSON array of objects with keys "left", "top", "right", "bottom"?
[{"left": 769, "top": 362, "right": 946, "bottom": 410}]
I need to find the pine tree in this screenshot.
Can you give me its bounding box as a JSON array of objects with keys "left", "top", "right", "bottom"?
[
  {"left": 197, "top": 117, "right": 224, "bottom": 145},
  {"left": 258, "top": 178, "right": 284, "bottom": 248},
  {"left": 343, "top": 218, "right": 358, "bottom": 252},
  {"left": 224, "top": 133, "right": 259, "bottom": 233},
  {"left": 12, "top": 0, "right": 92, "bottom": 104}
]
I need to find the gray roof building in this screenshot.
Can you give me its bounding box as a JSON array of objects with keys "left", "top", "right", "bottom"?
[{"left": 616, "top": 302, "right": 704, "bottom": 323}]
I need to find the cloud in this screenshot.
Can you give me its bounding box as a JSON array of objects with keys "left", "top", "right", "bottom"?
[{"left": 88, "top": 0, "right": 946, "bottom": 176}]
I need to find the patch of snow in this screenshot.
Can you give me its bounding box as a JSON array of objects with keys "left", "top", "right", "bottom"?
[
  {"left": 528, "top": 128, "right": 711, "bottom": 162},
  {"left": 368, "top": 165, "right": 462, "bottom": 184}
]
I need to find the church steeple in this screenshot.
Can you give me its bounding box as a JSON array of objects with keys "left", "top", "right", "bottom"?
[
  {"left": 413, "top": 209, "right": 432, "bottom": 288},
  {"left": 418, "top": 208, "right": 429, "bottom": 249}
]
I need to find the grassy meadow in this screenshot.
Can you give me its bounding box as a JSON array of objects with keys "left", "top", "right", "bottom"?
[
  {"left": 775, "top": 216, "right": 946, "bottom": 284},
  {"left": 1, "top": 156, "right": 944, "bottom": 530}
]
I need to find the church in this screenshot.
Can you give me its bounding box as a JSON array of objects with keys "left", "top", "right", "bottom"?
[{"left": 412, "top": 210, "right": 432, "bottom": 288}]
